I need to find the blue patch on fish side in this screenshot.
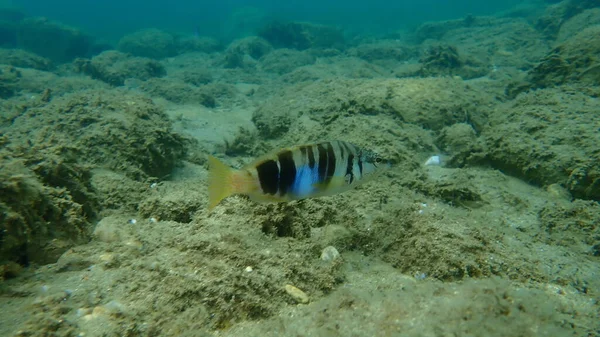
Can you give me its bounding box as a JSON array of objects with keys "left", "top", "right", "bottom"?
[{"left": 291, "top": 165, "right": 319, "bottom": 198}]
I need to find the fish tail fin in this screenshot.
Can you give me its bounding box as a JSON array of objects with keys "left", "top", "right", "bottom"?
[
  {"left": 208, "top": 155, "right": 236, "bottom": 211},
  {"left": 208, "top": 155, "right": 257, "bottom": 211}
]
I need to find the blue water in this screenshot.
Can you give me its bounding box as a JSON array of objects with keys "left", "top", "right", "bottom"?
[{"left": 15, "top": 0, "right": 524, "bottom": 42}]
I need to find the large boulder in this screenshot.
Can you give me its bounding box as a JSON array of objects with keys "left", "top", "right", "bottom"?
[
  {"left": 117, "top": 28, "right": 177, "bottom": 59},
  {"left": 258, "top": 21, "right": 344, "bottom": 50},
  {"left": 16, "top": 17, "right": 93, "bottom": 63},
  {"left": 481, "top": 87, "right": 599, "bottom": 201},
  {"left": 0, "top": 48, "right": 53, "bottom": 70},
  {"left": 74, "top": 50, "right": 166, "bottom": 86},
  {"left": 0, "top": 89, "right": 188, "bottom": 267}
]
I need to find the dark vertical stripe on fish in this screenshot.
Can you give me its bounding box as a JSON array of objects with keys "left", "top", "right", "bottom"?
[
  {"left": 341, "top": 142, "right": 354, "bottom": 158},
  {"left": 256, "top": 160, "right": 279, "bottom": 195},
  {"left": 358, "top": 155, "right": 363, "bottom": 178},
  {"left": 326, "top": 142, "right": 336, "bottom": 180},
  {"left": 277, "top": 150, "right": 296, "bottom": 196},
  {"left": 346, "top": 153, "right": 354, "bottom": 185},
  {"left": 307, "top": 145, "right": 315, "bottom": 169},
  {"left": 317, "top": 143, "right": 328, "bottom": 182}
]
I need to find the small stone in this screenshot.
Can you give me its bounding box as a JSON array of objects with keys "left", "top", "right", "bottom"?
[
  {"left": 320, "top": 246, "right": 340, "bottom": 262},
  {"left": 244, "top": 266, "right": 253, "bottom": 272},
  {"left": 284, "top": 284, "right": 309, "bottom": 304}
]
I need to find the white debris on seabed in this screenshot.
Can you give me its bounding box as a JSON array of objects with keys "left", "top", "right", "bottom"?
[
  {"left": 320, "top": 246, "right": 341, "bottom": 262},
  {"left": 424, "top": 155, "right": 442, "bottom": 166},
  {"left": 418, "top": 203, "right": 428, "bottom": 215}
]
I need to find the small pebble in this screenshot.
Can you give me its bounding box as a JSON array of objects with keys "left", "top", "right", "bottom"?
[
  {"left": 149, "top": 217, "right": 157, "bottom": 223},
  {"left": 284, "top": 284, "right": 309, "bottom": 304},
  {"left": 244, "top": 266, "right": 253, "bottom": 273},
  {"left": 128, "top": 219, "right": 137, "bottom": 225},
  {"left": 320, "top": 246, "right": 340, "bottom": 262}
]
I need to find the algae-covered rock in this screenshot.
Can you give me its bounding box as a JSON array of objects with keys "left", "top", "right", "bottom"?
[
  {"left": 527, "top": 26, "right": 600, "bottom": 89},
  {"left": 0, "top": 88, "right": 188, "bottom": 266},
  {"left": 229, "top": 36, "right": 273, "bottom": 60},
  {"left": 221, "top": 36, "right": 273, "bottom": 69},
  {"left": 176, "top": 67, "right": 213, "bottom": 86},
  {"left": 6, "top": 89, "right": 187, "bottom": 180},
  {"left": 16, "top": 17, "right": 93, "bottom": 63},
  {"left": 175, "top": 36, "right": 223, "bottom": 54},
  {"left": 416, "top": 17, "right": 548, "bottom": 73},
  {"left": 418, "top": 44, "right": 486, "bottom": 79},
  {"left": 251, "top": 102, "right": 293, "bottom": 139},
  {"left": 556, "top": 8, "right": 600, "bottom": 43},
  {"left": 259, "top": 49, "right": 315, "bottom": 74},
  {"left": 0, "top": 48, "right": 53, "bottom": 70},
  {"left": 139, "top": 78, "right": 217, "bottom": 107},
  {"left": 252, "top": 77, "right": 491, "bottom": 139},
  {"left": 415, "top": 17, "right": 472, "bottom": 42},
  {"left": 0, "top": 159, "right": 93, "bottom": 267},
  {"left": 117, "top": 28, "right": 177, "bottom": 59},
  {"left": 535, "top": 0, "right": 600, "bottom": 39},
  {"left": 74, "top": 50, "right": 166, "bottom": 86},
  {"left": 539, "top": 200, "right": 600, "bottom": 255},
  {"left": 138, "top": 181, "right": 205, "bottom": 223},
  {"left": 258, "top": 21, "right": 344, "bottom": 50},
  {"left": 11, "top": 67, "right": 108, "bottom": 97},
  {"left": 435, "top": 123, "right": 485, "bottom": 167},
  {"left": 0, "top": 64, "right": 20, "bottom": 98},
  {"left": 347, "top": 40, "right": 413, "bottom": 63},
  {"left": 481, "top": 87, "right": 600, "bottom": 201}
]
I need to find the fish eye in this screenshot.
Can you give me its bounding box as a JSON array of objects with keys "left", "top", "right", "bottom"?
[{"left": 375, "top": 157, "right": 383, "bottom": 163}]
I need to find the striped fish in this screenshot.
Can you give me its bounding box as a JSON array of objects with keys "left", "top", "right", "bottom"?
[{"left": 207, "top": 141, "right": 389, "bottom": 210}]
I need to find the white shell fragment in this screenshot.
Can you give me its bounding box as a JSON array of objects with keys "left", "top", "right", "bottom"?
[
  {"left": 320, "top": 246, "right": 341, "bottom": 262},
  {"left": 284, "top": 284, "right": 309, "bottom": 304},
  {"left": 424, "top": 155, "right": 442, "bottom": 166}
]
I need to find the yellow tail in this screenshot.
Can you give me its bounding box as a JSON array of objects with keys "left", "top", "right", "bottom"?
[{"left": 208, "top": 155, "right": 235, "bottom": 211}]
